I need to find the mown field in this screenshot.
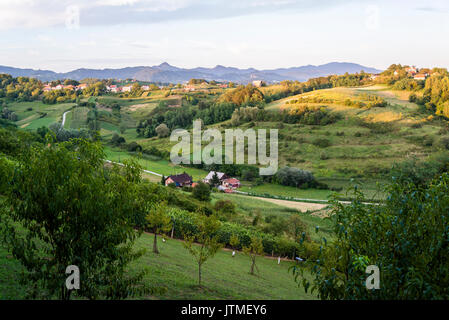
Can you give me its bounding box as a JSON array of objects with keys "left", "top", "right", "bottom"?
[{"left": 0, "top": 233, "right": 313, "bottom": 300}]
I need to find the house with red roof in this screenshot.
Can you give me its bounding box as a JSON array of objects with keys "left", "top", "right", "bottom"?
[
  {"left": 222, "top": 178, "right": 241, "bottom": 189},
  {"left": 165, "top": 173, "right": 193, "bottom": 187}
]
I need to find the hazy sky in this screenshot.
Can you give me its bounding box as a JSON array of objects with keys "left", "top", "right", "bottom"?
[{"left": 0, "top": 0, "right": 448, "bottom": 72}]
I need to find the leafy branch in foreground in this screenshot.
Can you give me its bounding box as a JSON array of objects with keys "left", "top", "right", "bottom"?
[
  {"left": 291, "top": 174, "right": 449, "bottom": 300},
  {"left": 0, "top": 137, "right": 157, "bottom": 299}
]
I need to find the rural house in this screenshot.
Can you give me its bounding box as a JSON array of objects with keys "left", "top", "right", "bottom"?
[
  {"left": 252, "top": 80, "right": 264, "bottom": 87},
  {"left": 414, "top": 74, "right": 428, "bottom": 81},
  {"left": 203, "top": 171, "right": 228, "bottom": 184},
  {"left": 222, "top": 178, "right": 241, "bottom": 189},
  {"left": 165, "top": 173, "right": 193, "bottom": 187}
]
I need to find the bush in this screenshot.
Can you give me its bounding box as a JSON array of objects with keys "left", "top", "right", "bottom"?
[
  {"left": 274, "top": 166, "right": 316, "bottom": 188},
  {"left": 192, "top": 182, "right": 211, "bottom": 202},
  {"left": 167, "top": 209, "right": 306, "bottom": 257},
  {"left": 126, "top": 141, "right": 142, "bottom": 152},
  {"left": 312, "top": 138, "right": 331, "bottom": 148},
  {"left": 294, "top": 173, "right": 449, "bottom": 299}
]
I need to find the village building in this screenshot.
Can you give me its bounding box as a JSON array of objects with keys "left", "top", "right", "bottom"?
[
  {"left": 406, "top": 66, "right": 418, "bottom": 75},
  {"left": 222, "top": 178, "right": 241, "bottom": 189},
  {"left": 203, "top": 171, "right": 228, "bottom": 184},
  {"left": 165, "top": 173, "right": 193, "bottom": 187},
  {"left": 252, "top": 80, "right": 264, "bottom": 87},
  {"left": 414, "top": 74, "right": 428, "bottom": 81},
  {"left": 121, "top": 85, "right": 132, "bottom": 92},
  {"left": 76, "top": 83, "right": 88, "bottom": 91}
]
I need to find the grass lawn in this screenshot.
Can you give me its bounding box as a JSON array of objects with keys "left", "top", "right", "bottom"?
[
  {"left": 129, "top": 232, "right": 314, "bottom": 300},
  {"left": 0, "top": 231, "right": 314, "bottom": 300}
]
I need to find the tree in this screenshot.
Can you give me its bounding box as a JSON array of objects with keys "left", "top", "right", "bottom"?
[
  {"left": 111, "top": 133, "right": 126, "bottom": 146},
  {"left": 155, "top": 123, "right": 170, "bottom": 138},
  {"left": 287, "top": 214, "right": 307, "bottom": 242},
  {"left": 210, "top": 172, "right": 220, "bottom": 187},
  {"left": 192, "top": 181, "right": 211, "bottom": 202},
  {"left": 145, "top": 202, "right": 172, "bottom": 254},
  {"left": 229, "top": 234, "right": 240, "bottom": 257},
  {"left": 291, "top": 174, "right": 449, "bottom": 300},
  {"left": 243, "top": 236, "right": 264, "bottom": 275},
  {"left": 0, "top": 138, "right": 152, "bottom": 299},
  {"left": 183, "top": 213, "right": 222, "bottom": 287}
]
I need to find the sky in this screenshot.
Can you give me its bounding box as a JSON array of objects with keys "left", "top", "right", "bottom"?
[{"left": 0, "top": 0, "right": 448, "bottom": 72}]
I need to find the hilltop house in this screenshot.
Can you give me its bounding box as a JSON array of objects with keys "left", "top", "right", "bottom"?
[
  {"left": 406, "top": 66, "right": 418, "bottom": 75},
  {"left": 76, "top": 83, "right": 88, "bottom": 91},
  {"left": 203, "top": 171, "right": 228, "bottom": 184},
  {"left": 252, "top": 80, "right": 264, "bottom": 87},
  {"left": 414, "top": 74, "right": 428, "bottom": 81},
  {"left": 165, "top": 173, "right": 193, "bottom": 187}
]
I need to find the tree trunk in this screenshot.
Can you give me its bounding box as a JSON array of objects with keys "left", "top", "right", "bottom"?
[
  {"left": 171, "top": 225, "right": 174, "bottom": 238},
  {"left": 198, "top": 263, "right": 202, "bottom": 287},
  {"left": 250, "top": 256, "right": 255, "bottom": 275},
  {"left": 153, "top": 233, "right": 159, "bottom": 254}
]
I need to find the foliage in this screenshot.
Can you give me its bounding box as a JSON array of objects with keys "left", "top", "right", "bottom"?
[
  {"left": 243, "top": 236, "right": 264, "bottom": 275},
  {"left": 192, "top": 181, "right": 211, "bottom": 202},
  {"left": 0, "top": 138, "right": 152, "bottom": 299},
  {"left": 182, "top": 213, "right": 222, "bottom": 287},
  {"left": 292, "top": 175, "right": 449, "bottom": 299},
  {"left": 145, "top": 201, "right": 173, "bottom": 254}
]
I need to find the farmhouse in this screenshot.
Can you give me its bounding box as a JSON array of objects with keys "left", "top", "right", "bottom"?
[
  {"left": 222, "top": 178, "right": 241, "bottom": 189},
  {"left": 107, "top": 85, "right": 120, "bottom": 93},
  {"left": 76, "top": 83, "right": 87, "bottom": 91},
  {"left": 165, "top": 173, "right": 193, "bottom": 187},
  {"left": 122, "top": 86, "right": 132, "bottom": 92},
  {"left": 203, "top": 171, "right": 228, "bottom": 184},
  {"left": 414, "top": 74, "right": 428, "bottom": 81},
  {"left": 406, "top": 66, "right": 418, "bottom": 75},
  {"left": 252, "top": 80, "right": 264, "bottom": 87}
]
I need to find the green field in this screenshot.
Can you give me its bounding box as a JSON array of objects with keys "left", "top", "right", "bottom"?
[
  {"left": 0, "top": 230, "right": 314, "bottom": 300},
  {"left": 7, "top": 101, "right": 75, "bottom": 129}
]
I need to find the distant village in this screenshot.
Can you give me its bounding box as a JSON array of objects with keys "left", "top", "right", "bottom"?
[
  {"left": 164, "top": 171, "right": 241, "bottom": 193},
  {"left": 370, "top": 66, "right": 430, "bottom": 81},
  {"left": 41, "top": 79, "right": 265, "bottom": 93}
]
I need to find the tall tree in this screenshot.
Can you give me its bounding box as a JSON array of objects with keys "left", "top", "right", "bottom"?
[
  {"left": 243, "top": 236, "right": 264, "bottom": 275},
  {"left": 145, "top": 202, "right": 172, "bottom": 254},
  {"left": 183, "top": 213, "right": 222, "bottom": 287}
]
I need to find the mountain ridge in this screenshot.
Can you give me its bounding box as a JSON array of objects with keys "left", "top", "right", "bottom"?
[{"left": 0, "top": 62, "right": 382, "bottom": 83}]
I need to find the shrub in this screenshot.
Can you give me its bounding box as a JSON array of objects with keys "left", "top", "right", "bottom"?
[
  {"left": 192, "top": 182, "right": 211, "bottom": 202},
  {"left": 312, "top": 138, "right": 331, "bottom": 148}
]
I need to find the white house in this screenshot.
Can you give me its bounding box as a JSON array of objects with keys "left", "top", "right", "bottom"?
[{"left": 203, "top": 171, "right": 228, "bottom": 184}]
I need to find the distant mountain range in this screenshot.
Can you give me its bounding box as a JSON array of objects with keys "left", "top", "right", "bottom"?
[{"left": 0, "top": 62, "right": 382, "bottom": 83}]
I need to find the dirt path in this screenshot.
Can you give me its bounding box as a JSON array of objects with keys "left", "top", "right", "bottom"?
[{"left": 247, "top": 196, "right": 328, "bottom": 212}]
